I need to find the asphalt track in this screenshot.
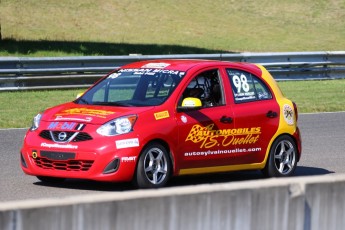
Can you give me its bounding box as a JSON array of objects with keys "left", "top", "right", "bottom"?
[{"left": 1, "top": 112, "right": 344, "bottom": 202}]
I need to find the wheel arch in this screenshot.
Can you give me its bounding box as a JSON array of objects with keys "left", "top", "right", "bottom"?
[
  {"left": 132, "top": 138, "right": 175, "bottom": 188},
  {"left": 272, "top": 133, "right": 300, "bottom": 159},
  {"left": 263, "top": 132, "right": 300, "bottom": 168},
  {"left": 135, "top": 138, "right": 176, "bottom": 176},
  {"left": 262, "top": 133, "right": 299, "bottom": 177}
]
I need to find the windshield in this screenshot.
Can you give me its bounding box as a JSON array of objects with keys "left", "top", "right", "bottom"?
[{"left": 76, "top": 68, "right": 185, "bottom": 106}]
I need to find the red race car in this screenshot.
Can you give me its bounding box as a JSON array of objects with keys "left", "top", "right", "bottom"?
[{"left": 21, "top": 59, "right": 302, "bottom": 188}]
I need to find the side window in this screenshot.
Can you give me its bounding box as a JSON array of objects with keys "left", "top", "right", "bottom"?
[
  {"left": 226, "top": 69, "right": 272, "bottom": 103},
  {"left": 253, "top": 77, "right": 272, "bottom": 100},
  {"left": 180, "top": 69, "right": 224, "bottom": 108}
]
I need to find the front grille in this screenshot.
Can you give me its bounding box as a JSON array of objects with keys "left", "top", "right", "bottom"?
[
  {"left": 33, "top": 157, "right": 94, "bottom": 171},
  {"left": 73, "top": 132, "right": 93, "bottom": 142},
  {"left": 51, "top": 131, "right": 75, "bottom": 141},
  {"left": 39, "top": 130, "right": 93, "bottom": 142},
  {"left": 39, "top": 130, "right": 51, "bottom": 140}
]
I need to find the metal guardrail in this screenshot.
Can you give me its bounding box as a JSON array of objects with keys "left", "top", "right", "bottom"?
[{"left": 0, "top": 51, "right": 344, "bottom": 91}]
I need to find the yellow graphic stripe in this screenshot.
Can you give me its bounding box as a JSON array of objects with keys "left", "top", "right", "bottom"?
[
  {"left": 256, "top": 64, "right": 297, "bottom": 165},
  {"left": 179, "top": 162, "right": 265, "bottom": 175}
]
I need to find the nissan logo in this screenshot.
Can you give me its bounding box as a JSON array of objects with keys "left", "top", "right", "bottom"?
[{"left": 58, "top": 132, "right": 68, "bottom": 141}]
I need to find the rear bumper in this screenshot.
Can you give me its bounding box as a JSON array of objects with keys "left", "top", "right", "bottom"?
[{"left": 293, "top": 127, "right": 302, "bottom": 161}]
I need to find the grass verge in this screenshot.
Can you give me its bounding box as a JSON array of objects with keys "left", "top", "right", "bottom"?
[{"left": 1, "top": 0, "right": 345, "bottom": 56}]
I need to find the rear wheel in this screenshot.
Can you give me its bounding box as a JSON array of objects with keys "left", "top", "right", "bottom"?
[
  {"left": 134, "top": 143, "right": 171, "bottom": 188},
  {"left": 262, "top": 135, "right": 297, "bottom": 177},
  {"left": 37, "top": 176, "right": 65, "bottom": 183}
]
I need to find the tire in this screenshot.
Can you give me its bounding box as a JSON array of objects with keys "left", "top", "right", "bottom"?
[
  {"left": 36, "top": 176, "right": 65, "bottom": 183},
  {"left": 262, "top": 135, "right": 297, "bottom": 177},
  {"left": 134, "top": 143, "right": 171, "bottom": 189}
]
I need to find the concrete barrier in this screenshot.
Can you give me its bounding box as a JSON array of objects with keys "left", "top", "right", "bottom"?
[{"left": 1, "top": 174, "right": 345, "bottom": 230}]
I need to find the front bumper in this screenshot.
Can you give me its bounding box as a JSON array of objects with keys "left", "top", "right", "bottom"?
[{"left": 20, "top": 130, "right": 140, "bottom": 182}]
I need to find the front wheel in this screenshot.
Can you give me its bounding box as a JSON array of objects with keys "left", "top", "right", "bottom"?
[
  {"left": 262, "top": 135, "right": 297, "bottom": 177},
  {"left": 134, "top": 143, "right": 171, "bottom": 189}
]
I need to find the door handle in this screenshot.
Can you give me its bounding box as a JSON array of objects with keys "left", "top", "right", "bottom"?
[
  {"left": 266, "top": 111, "right": 278, "bottom": 118},
  {"left": 220, "top": 116, "right": 233, "bottom": 124}
]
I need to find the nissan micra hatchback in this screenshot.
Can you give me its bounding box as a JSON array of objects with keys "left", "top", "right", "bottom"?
[{"left": 21, "top": 60, "right": 302, "bottom": 188}]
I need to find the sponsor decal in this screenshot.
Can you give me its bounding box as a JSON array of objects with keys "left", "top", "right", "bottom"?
[
  {"left": 55, "top": 108, "right": 115, "bottom": 119},
  {"left": 283, "top": 104, "right": 294, "bottom": 125},
  {"left": 108, "top": 73, "right": 121, "bottom": 79},
  {"left": 186, "top": 124, "right": 261, "bottom": 149},
  {"left": 121, "top": 156, "right": 137, "bottom": 162},
  {"left": 118, "top": 68, "right": 183, "bottom": 76},
  {"left": 234, "top": 94, "right": 256, "bottom": 101},
  {"left": 154, "top": 111, "right": 170, "bottom": 120},
  {"left": 231, "top": 74, "right": 256, "bottom": 101},
  {"left": 41, "top": 142, "right": 78, "bottom": 150},
  {"left": 48, "top": 123, "right": 85, "bottom": 131},
  {"left": 55, "top": 116, "right": 93, "bottom": 122},
  {"left": 184, "top": 147, "right": 262, "bottom": 157},
  {"left": 48, "top": 122, "right": 78, "bottom": 130},
  {"left": 115, "top": 138, "right": 140, "bottom": 149},
  {"left": 141, "top": 63, "right": 170, "bottom": 69},
  {"left": 32, "top": 150, "right": 38, "bottom": 159}
]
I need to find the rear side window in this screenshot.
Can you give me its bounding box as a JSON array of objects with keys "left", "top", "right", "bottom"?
[{"left": 226, "top": 69, "right": 272, "bottom": 103}]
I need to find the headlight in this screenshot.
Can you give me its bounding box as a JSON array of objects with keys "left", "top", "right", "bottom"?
[
  {"left": 97, "top": 115, "right": 137, "bottom": 136},
  {"left": 30, "top": 113, "right": 42, "bottom": 131}
]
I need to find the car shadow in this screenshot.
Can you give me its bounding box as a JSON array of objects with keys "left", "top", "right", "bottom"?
[
  {"left": 33, "top": 179, "right": 135, "bottom": 192},
  {"left": 32, "top": 166, "right": 334, "bottom": 191},
  {"left": 294, "top": 165, "right": 334, "bottom": 176},
  {"left": 168, "top": 166, "right": 334, "bottom": 187}
]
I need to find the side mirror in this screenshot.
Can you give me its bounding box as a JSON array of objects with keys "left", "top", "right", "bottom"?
[{"left": 177, "top": 97, "right": 202, "bottom": 111}]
